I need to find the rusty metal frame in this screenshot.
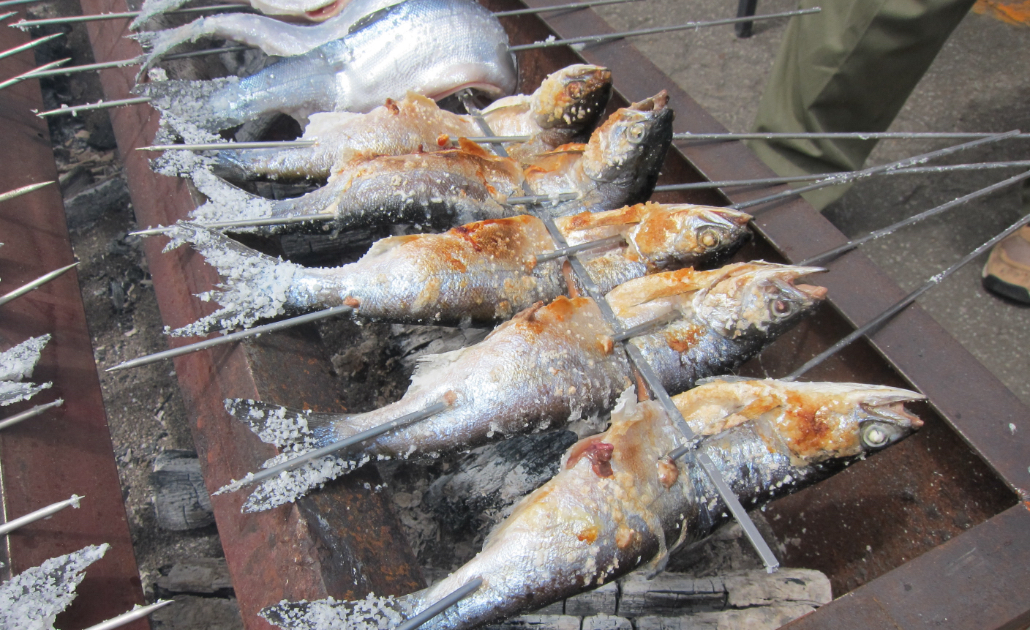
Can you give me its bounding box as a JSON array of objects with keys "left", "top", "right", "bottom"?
[
  {"left": 61, "top": 0, "right": 1030, "bottom": 627},
  {"left": 0, "top": 21, "right": 148, "bottom": 630}
]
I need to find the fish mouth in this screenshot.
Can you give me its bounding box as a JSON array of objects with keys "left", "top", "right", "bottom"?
[
  {"left": 865, "top": 401, "right": 925, "bottom": 429},
  {"left": 629, "top": 90, "right": 670, "bottom": 114},
  {"left": 706, "top": 207, "right": 753, "bottom": 228},
  {"left": 304, "top": 0, "right": 347, "bottom": 20}
]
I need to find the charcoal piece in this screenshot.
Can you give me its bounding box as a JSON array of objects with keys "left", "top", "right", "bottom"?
[
  {"left": 64, "top": 176, "right": 131, "bottom": 231},
  {"left": 151, "top": 450, "right": 214, "bottom": 531},
  {"left": 155, "top": 558, "right": 234, "bottom": 598},
  {"left": 565, "top": 582, "right": 618, "bottom": 616}
]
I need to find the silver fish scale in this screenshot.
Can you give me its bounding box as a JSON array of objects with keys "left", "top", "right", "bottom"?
[{"left": 215, "top": 0, "right": 516, "bottom": 125}]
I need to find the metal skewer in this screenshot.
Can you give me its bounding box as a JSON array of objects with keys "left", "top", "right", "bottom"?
[
  {"left": 494, "top": 0, "right": 640, "bottom": 17},
  {"left": 0, "top": 0, "right": 73, "bottom": 7},
  {"left": 509, "top": 7, "right": 819, "bottom": 52},
  {"left": 0, "top": 494, "right": 82, "bottom": 536},
  {"left": 106, "top": 304, "right": 352, "bottom": 371},
  {"left": 0, "top": 262, "right": 78, "bottom": 307},
  {"left": 799, "top": 170, "right": 1030, "bottom": 267},
  {"left": 136, "top": 135, "right": 532, "bottom": 152},
  {"left": 652, "top": 160, "right": 1030, "bottom": 193},
  {"left": 0, "top": 10, "right": 16, "bottom": 21},
  {"left": 786, "top": 209, "right": 1030, "bottom": 381},
  {"left": 0, "top": 180, "right": 53, "bottom": 203},
  {"left": 729, "top": 130, "right": 1022, "bottom": 212},
  {"left": 11, "top": 3, "right": 249, "bottom": 28},
  {"left": 535, "top": 234, "right": 624, "bottom": 262},
  {"left": 83, "top": 601, "right": 174, "bottom": 630},
  {"left": 0, "top": 32, "right": 62, "bottom": 62},
  {"left": 36, "top": 96, "right": 151, "bottom": 118},
  {"left": 674, "top": 131, "right": 1030, "bottom": 142},
  {"left": 230, "top": 400, "right": 448, "bottom": 489},
  {"left": 20, "top": 45, "right": 251, "bottom": 82},
  {"left": 0, "top": 57, "right": 70, "bottom": 91},
  {"left": 0, "top": 398, "right": 63, "bottom": 431},
  {"left": 394, "top": 578, "right": 484, "bottom": 630}
]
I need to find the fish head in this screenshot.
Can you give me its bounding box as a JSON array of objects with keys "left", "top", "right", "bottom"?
[
  {"left": 629, "top": 204, "right": 752, "bottom": 268},
  {"left": 693, "top": 262, "right": 826, "bottom": 339},
  {"left": 581, "top": 92, "right": 674, "bottom": 190},
  {"left": 761, "top": 381, "right": 925, "bottom": 464},
  {"left": 531, "top": 65, "right": 613, "bottom": 131}
]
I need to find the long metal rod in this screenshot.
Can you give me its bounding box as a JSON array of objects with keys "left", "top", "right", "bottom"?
[
  {"left": 12, "top": 3, "right": 247, "bottom": 27},
  {"left": 535, "top": 234, "right": 623, "bottom": 262},
  {"left": 0, "top": 398, "right": 64, "bottom": 431},
  {"left": 235, "top": 400, "right": 448, "bottom": 488},
  {"left": 800, "top": 169, "right": 1030, "bottom": 267},
  {"left": 0, "top": 180, "right": 53, "bottom": 203},
  {"left": 0, "top": 32, "right": 62, "bottom": 62},
  {"left": 0, "top": 0, "right": 69, "bottom": 7},
  {"left": 0, "top": 11, "right": 16, "bottom": 21},
  {"left": 139, "top": 139, "right": 317, "bottom": 152},
  {"left": 0, "top": 262, "right": 78, "bottom": 307},
  {"left": 787, "top": 210, "right": 1030, "bottom": 381},
  {"left": 729, "top": 130, "right": 1021, "bottom": 211},
  {"left": 20, "top": 45, "right": 249, "bottom": 81},
  {"left": 394, "top": 578, "right": 484, "bottom": 630},
  {"left": 0, "top": 57, "right": 70, "bottom": 90},
  {"left": 674, "top": 131, "right": 1030, "bottom": 141},
  {"left": 0, "top": 494, "right": 82, "bottom": 536},
  {"left": 82, "top": 601, "right": 174, "bottom": 630},
  {"left": 509, "top": 7, "right": 819, "bottom": 51},
  {"left": 131, "top": 213, "right": 331, "bottom": 235},
  {"left": 652, "top": 160, "right": 1030, "bottom": 193},
  {"left": 36, "top": 96, "right": 150, "bottom": 117},
  {"left": 495, "top": 0, "right": 639, "bottom": 17},
  {"left": 106, "top": 304, "right": 352, "bottom": 371}
]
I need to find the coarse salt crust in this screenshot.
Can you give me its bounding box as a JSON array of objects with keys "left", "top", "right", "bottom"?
[{"left": 0, "top": 544, "right": 109, "bottom": 630}]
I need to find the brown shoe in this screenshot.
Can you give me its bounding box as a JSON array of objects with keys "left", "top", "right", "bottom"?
[{"left": 983, "top": 225, "right": 1030, "bottom": 304}]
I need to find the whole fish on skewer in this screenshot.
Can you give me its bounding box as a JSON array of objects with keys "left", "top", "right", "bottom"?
[
  {"left": 219, "top": 262, "right": 825, "bottom": 511},
  {"left": 138, "top": 0, "right": 517, "bottom": 130},
  {"left": 186, "top": 93, "right": 672, "bottom": 229},
  {"left": 202, "top": 65, "right": 614, "bottom": 181},
  {"left": 135, "top": 0, "right": 401, "bottom": 65},
  {"left": 163, "top": 203, "right": 751, "bottom": 336},
  {"left": 262, "top": 379, "right": 924, "bottom": 630}
]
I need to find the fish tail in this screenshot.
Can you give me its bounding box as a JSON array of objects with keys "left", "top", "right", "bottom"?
[
  {"left": 136, "top": 76, "right": 246, "bottom": 134},
  {"left": 261, "top": 592, "right": 422, "bottom": 630},
  {"left": 224, "top": 398, "right": 345, "bottom": 450},
  {"left": 162, "top": 224, "right": 307, "bottom": 336}
]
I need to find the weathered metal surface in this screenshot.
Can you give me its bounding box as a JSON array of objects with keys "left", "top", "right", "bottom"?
[
  {"left": 74, "top": 2, "right": 424, "bottom": 628},
  {"left": 0, "top": 19, "right": 147, "bottom": 630},
  {"left": 69, "top": 0, "right": 1030, "bottom": 627}
]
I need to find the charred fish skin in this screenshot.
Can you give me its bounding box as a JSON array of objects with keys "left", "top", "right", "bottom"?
[
  {"left": 141, "top": 0, "right": 517, "bottom": 133},
  {"left": 263, "top": 382, "right": 922, "bottom": 630},
  {"left": 222, "top": 262, "right": 823, "bottom": 511},
  {"left": 167, "top": 204, "right": 750, "bottom": 336},
  {"left": 211, "top": 65, "right": 613, "bottom": 183},
  {"left": 524, "top": 92, "right": 674, "bottom": 216}
]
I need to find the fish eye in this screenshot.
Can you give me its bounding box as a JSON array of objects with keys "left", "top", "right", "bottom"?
[
  {"left": 770, "top": 298, "right": 794, "bottom": 318},
  {"left": 698, "top": 227, "right": 723, "bottom": 249},
  {"left": 627, "top": 122, "right": 646, "bottom": 143},
  {"left": 861, "top": 423, "right": 891, "bottom": 448}
]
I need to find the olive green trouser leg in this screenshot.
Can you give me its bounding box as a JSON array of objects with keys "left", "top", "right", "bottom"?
[{"left": 748, "top": 0, "right": 976, "bottom": 211}]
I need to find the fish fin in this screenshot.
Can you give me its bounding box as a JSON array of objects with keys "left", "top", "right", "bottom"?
[
  {"left": 0, "top": 544, "right": 109, "bottom": 625},
  {"left": 162, "top": 223, "right": 305, "bottom": 336},
  {"left": 186, "top": 168, "right": 278, "bottom": 225},
  {"left": 261, "top": 592, "right": 420, "bottom": 629},
  {"left": 136, "top": 77, "right": 242, "bottom": 134},
  {"left": 224, "top": 398, "right": 342, "bottom": 450},
  {"left": 456, "top": 137, "right": 492, "bottom": 157},
  {"left": 238, "top": 451, "right": 364, "bottom": 512},
  {"left": 130, "top": 0, "right": 190, "bottom": 29}
]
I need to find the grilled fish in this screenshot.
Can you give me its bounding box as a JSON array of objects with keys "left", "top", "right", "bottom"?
[
  {"left": 164, "top": 203, "right": 751, "bottom": 336},
  {"left": 207, "top": 65, "right": 613, "bottom": 181},
  {"left": 219, "top": 262, "right": 825, "bottom": 511},
  {"left": 186, "top": 94, "right": 672, "bottom": 229},
  {"left": 135, "top": 0, "right": 401, "bottom": 68},
  {"left": 139, "top": 0, "right": 517, "bottom": 132},
  {"left": 263, "top": 379, "right": 922, "bottom": 630}
]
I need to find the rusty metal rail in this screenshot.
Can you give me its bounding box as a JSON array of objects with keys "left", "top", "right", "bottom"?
[
  {"left": 57, "top": 0, "right": 1030, "bottom": 627},
  {"left": 0, "top": 20, "right": 147, "bottom": 630}
]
